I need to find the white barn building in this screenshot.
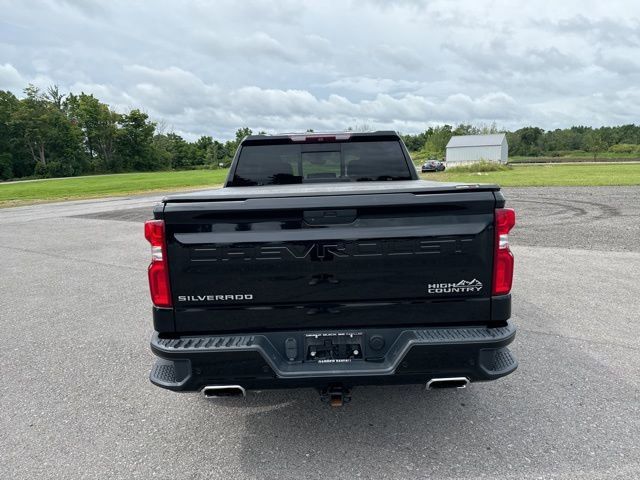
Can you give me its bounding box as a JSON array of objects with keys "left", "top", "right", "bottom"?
[{"left": 445, "top": 133, "right": 508, "bottom": 165}]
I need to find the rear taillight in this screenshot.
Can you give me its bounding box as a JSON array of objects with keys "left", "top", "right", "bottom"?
[
  {"left": 144, "top": 219, "right": 172, "bottom": 307},
  {"left": 492, "top": 208, "right": 516, "bottom": 295}
]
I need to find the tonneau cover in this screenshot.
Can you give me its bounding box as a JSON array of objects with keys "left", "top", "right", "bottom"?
[{"left": 162, "top": 180, "right": 500, "bottom": 203}]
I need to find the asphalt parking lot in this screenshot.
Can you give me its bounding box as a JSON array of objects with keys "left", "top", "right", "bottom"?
[{"left": 1, "top": 186, "right": 639, "bottom": 479}]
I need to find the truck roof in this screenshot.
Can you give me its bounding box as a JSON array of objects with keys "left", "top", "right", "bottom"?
[{"left": 241, "top": 130, "right": 400, "bottom": 144}]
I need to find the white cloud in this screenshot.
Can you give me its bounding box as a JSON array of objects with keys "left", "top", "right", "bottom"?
[
  {"left": 195, "top": 31, "right": 298, "bottom": 63},
  {"left": 0, "top": 63, "right": 24, "bottom": 89},
  {"left": 320, "top": 77, "right": 423, "bottom": 96},
  {"left": 1, "top": 0, "right": 640, "bottom": 139}
]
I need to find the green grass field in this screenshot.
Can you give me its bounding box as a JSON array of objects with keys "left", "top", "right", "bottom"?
[
  {"left": 422, "top": 163, "right": 640, "bottom": 186},
  {"left": 0, "top": 169, "right": 228, "bottom": 206},
  {"left": 411, "top": 151, "right": 640, "bottom": 164},
  {"left": 2, "top": 163, "right": 640, "bottom": 207},
  {"left": 509, "top": 155, "right": 640, "bottom": 163}
]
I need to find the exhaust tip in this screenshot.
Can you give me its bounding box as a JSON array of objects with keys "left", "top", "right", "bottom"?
[
  {"left": 202, "top": 385, "right": 246, "bottom": 399},
  {"left": 426, "top": 377, "right": 470, "bottom": 390}
]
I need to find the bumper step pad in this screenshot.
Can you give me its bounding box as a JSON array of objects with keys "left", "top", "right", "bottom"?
[
  {"left": 150, "top": 323, "right": 517, "bottom": 390},
  {"left": 149, "top": 358, "right": 191, "bottom": 388},
  {"left": 154, "top": 335, "right": 255, "bottom": 350},
  {"left": 480, "top": 347, "right": 517, "bottom": 376}
]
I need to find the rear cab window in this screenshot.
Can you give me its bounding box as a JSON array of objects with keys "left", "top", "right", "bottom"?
[{"left": 228, "top": 134, "right": 414, "bottom": 186}]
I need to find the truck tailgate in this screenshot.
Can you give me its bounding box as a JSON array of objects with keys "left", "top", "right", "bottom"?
[{"left": 162, "top": 189, "right": 498, "bottom": 333}]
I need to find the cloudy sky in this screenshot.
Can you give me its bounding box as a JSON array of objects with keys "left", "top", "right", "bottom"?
[{"left": 1, "top": 0, "right": 639, "bottom": 140}]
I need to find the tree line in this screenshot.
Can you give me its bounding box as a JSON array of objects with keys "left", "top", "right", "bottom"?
[
  {"left": 2, "top": 85, "right": 640, "bottom": 180},
  {"left": 0, "top": 85, "right": 253, "bottom": 180},
  {"left": 402, "top": 123, "right": 640, "bottom": 160}
]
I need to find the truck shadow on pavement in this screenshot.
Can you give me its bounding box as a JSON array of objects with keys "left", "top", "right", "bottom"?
[
  {"left": 210, "top": 384, "right": 509, "bottom": 478},
  {"left": 184, "top": 328, "right": 640, "bottom": 479},
  {"left": 193, "top": 383, "right": 518, "bottom": 478}
]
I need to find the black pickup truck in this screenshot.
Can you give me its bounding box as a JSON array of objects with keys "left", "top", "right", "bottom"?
[{"left": 145, "top": 131, "right": 517, "bottom": 405}]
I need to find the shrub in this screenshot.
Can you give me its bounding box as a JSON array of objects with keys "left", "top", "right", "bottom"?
[
  {"left": 608, "top": 144, "right": 640, "bottom": 154},
  {"left": 34, "top": 161, "right": 75, "bottom": 178},
  {"left": 446, "top": 160, "right": 511, "bottom": 173}
]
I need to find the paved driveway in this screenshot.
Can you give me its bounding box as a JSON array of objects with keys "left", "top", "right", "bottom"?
[{"left": 1, "top": 186, "right": 639, "bottom": 479}]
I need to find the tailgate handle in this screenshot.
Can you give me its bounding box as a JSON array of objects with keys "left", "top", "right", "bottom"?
[{"left": 303, "top": 209, "right": 357, "bottom": 225}]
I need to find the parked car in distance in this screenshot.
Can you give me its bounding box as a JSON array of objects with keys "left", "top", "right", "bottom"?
[{"left": 421, "top": 160, "right": 446, "bottom": 172}]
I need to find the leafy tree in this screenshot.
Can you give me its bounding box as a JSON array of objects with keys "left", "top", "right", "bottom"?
[
  {"left": 206, "top": 140, "right": 227, "bottom": 167},
  {"left": 0, "top": 153, "right": 12, "bottom": 179},
  {"left": 584, "top": 131, "right": 606, "bottom": 160},
  {"left": 0, "top": 91, "right": 18, "bottom": 177},
  {"left": 206, "top": 127, "right": 253, "bottom": 168},
  {"left": 235, "top": 127, "right": 253, "bottom": 143},
  {"left": 193, "top": 135, "right": 227, "bottom": 167},
  {"left": 195, "top": 135, "right": 213, "bottom": 152},
  {"left": 0, "top": 90, "right": 32, "bottom": 178},
  {"left": 478, "top": 122, "right": 499, "bottom": 135},
  {"left": 452, "top": 124, "right": 479, "bottom": 136},
  {"left": 161, "top": 133, "right": 196, "bottom": 169},
  {"left": 423, "top": 125, "right": 453, "bottom": 159},
  {"left": 402, "top": 130, "right": 429, "bottom": 151},
  {"left": 66, "top": 93, "right": 120, "bottom": 172},
  {"left": 508, "top": 127, "right": 544, "bottom": 156},
  {"left": 10, "top": 85, "right": 85, "bottom": 176},
  {"left": 12, "top": 85, "right": 54, "bottom": 168},
  {"left": 46, "top": 85, "right": 66, "bottom": 111},
  {"left": 116, "top": 109, "right": 162, "bottom": 171}
]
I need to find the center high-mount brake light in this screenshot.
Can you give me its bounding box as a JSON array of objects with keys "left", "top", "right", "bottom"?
[
  {"left": 492, "top": 208, "right": 516, "bottom": 296},
  {"left": 289, "top": 133, "right": 351, "bottom": 142},
  {"left": 144, "top": 219, "right": 172, "bottom": 307}
]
